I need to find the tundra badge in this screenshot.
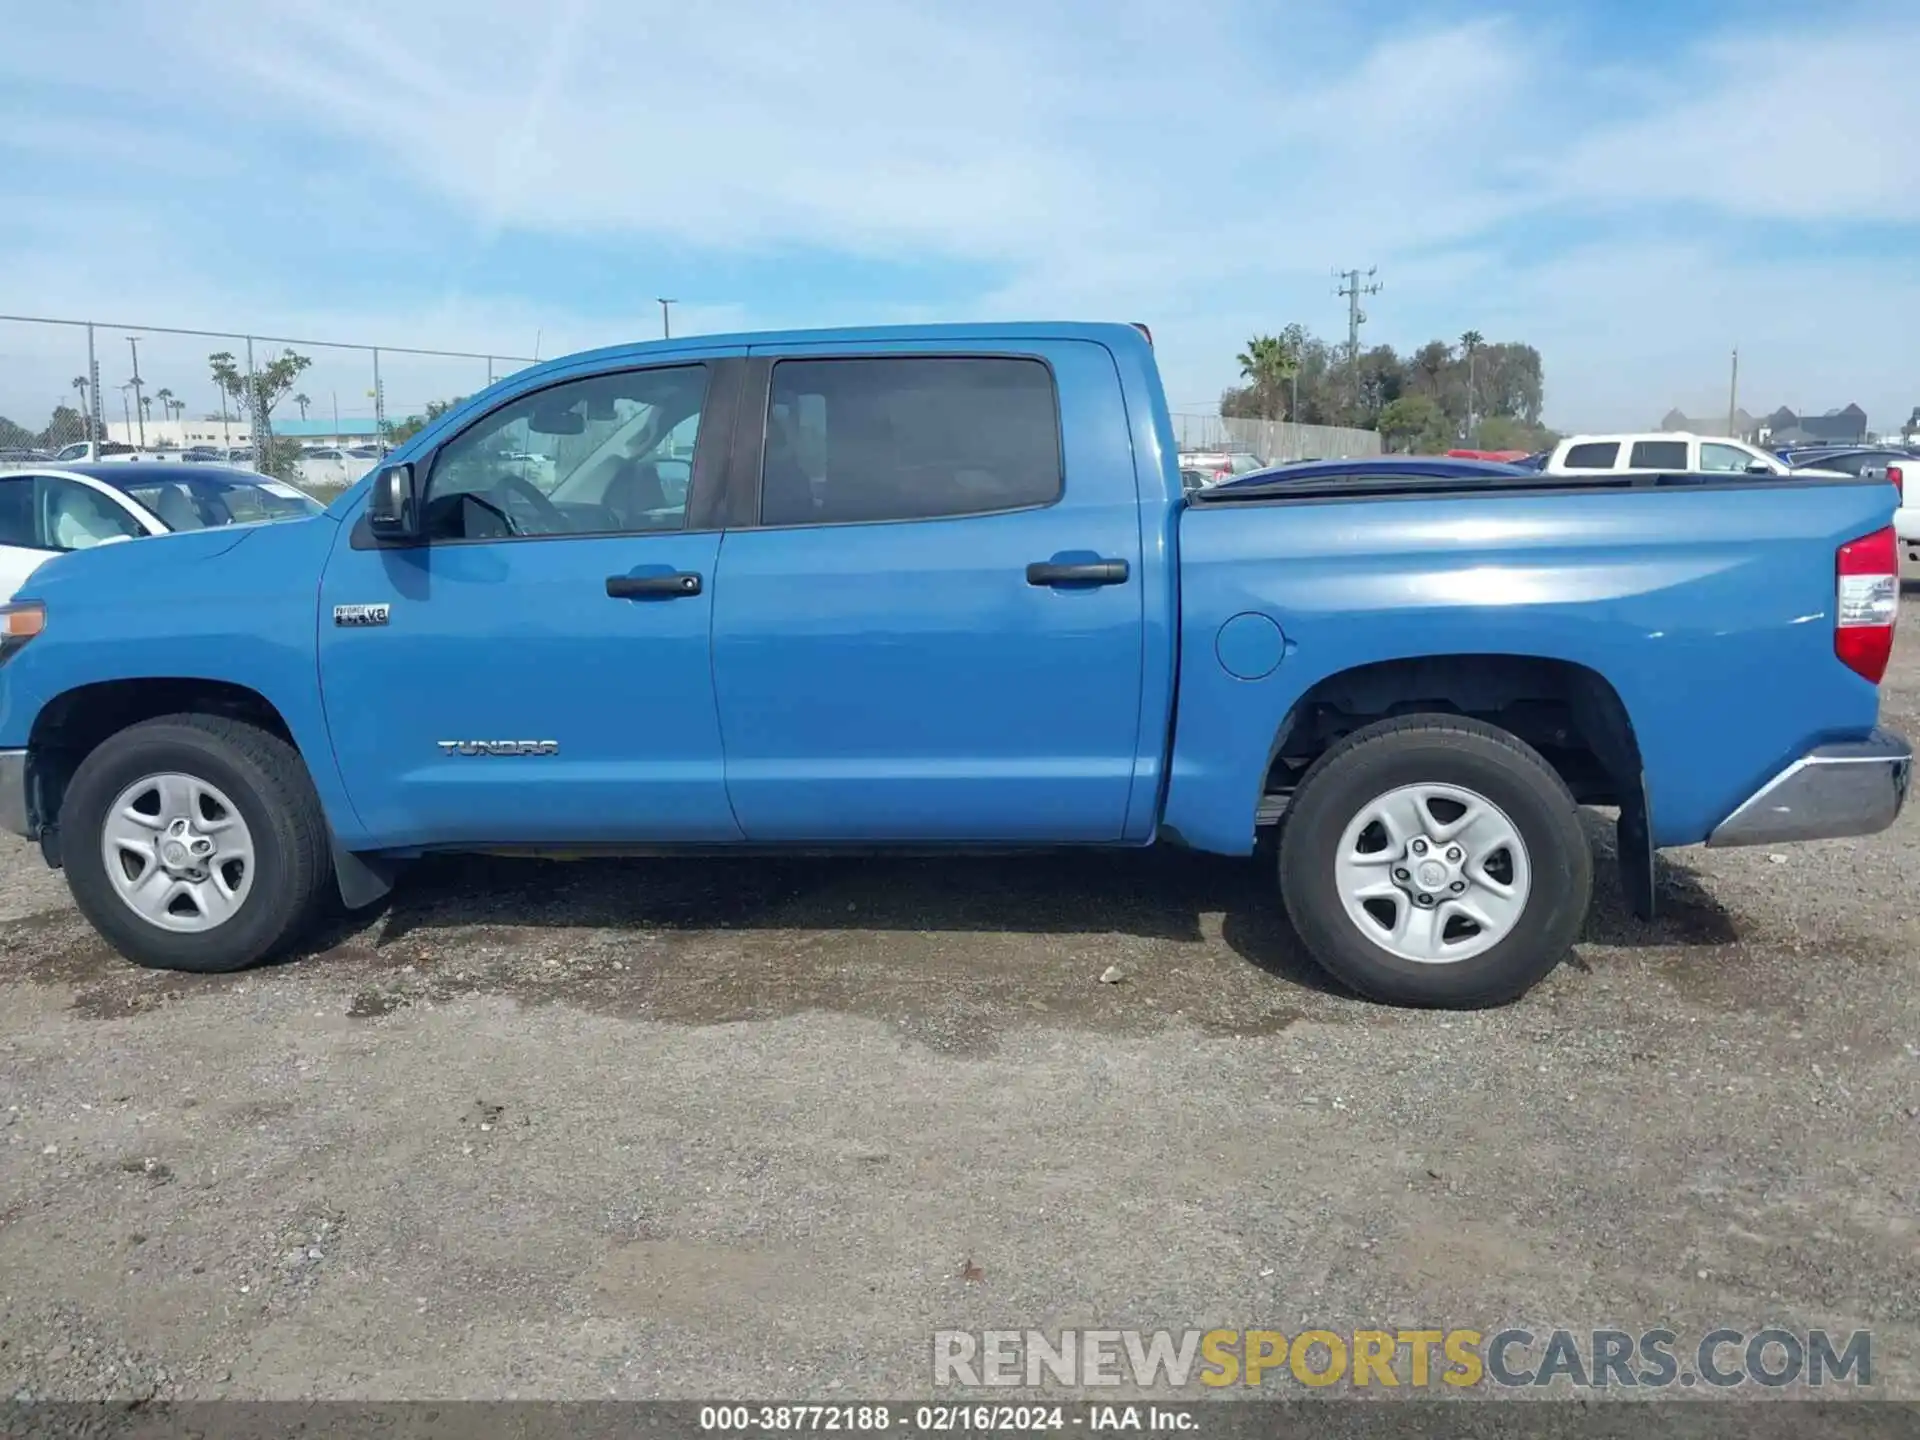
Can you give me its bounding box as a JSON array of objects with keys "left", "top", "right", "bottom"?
[
  {"left": 437, "top": 740, "right": 560, "bottom": 757},
  {"left": 333, "top": 603, "right": 391, "bottom": 627}
]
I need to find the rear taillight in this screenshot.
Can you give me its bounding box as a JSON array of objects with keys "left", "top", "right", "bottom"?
[
  {"left": 1889, "top": 464, "right": 1904, "bottom": 501},
  {"left": 1835, "top": 525, "right": 1898, "bottom": 683}
]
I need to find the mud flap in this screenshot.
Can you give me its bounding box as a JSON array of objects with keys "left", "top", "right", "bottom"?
[{"left": 333, "top": 842, "right": 396, "bottom": 911}]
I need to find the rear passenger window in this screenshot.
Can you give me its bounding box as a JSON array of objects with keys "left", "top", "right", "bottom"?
[
  {"left": 761, "top": 357, "right": 1062, "bottom": 526},
  {"left": 1561, "top": 442, "right": 1619, "bottom": 469},
  {"left": 1628, "top": 440, "right": 1688, "bottom": 469}
]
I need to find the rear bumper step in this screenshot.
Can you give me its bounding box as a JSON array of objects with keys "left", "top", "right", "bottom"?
[{"left": 1706, "top": 729, "right": 1912, "bottom": 848}]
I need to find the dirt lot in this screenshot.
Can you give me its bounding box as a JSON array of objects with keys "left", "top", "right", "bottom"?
[{"left": 4, "top": 604, "right": 1920, "bottom": 1404}]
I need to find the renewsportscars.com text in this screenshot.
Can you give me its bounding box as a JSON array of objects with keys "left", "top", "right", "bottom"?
[{"left": 932, "top": 1327, "right": 1872, "bottom": 1390}]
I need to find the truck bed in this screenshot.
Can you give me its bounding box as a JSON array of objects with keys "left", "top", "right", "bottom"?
[{"left": 1163, "top": 475, "right": 1897, "bottom": 855}]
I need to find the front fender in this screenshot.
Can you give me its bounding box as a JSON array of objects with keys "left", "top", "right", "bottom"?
[{"left": 0, "top": 515, "right": 367, "bottom": 843}]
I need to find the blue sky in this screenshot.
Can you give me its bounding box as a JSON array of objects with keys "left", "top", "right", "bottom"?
[{"left": 2, "top": 0, "right": 1918, "bottom": 433}]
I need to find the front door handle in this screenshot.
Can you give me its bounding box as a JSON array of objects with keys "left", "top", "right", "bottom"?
[
  {"left": 606, "top": 572, "right": 703, "bottom": 599},
  {"left": 1026, "top": 559, "right": 1129, "bottom": 587}
]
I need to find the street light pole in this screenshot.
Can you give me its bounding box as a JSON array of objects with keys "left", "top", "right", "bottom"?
[
  {"left": 657, "top": 298, "right": 677, "bottom": 340},
  {"left": 126, "top": 336, "right": 145, "bottom": 448}
]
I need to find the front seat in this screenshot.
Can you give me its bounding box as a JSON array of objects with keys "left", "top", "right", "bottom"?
[
  {"left": 49, "top": 487, "right": 132, "bottom": 550},
  {"left": 147, "top": 484, "right": 202, "bottom": 532},
  {"left": 602, "top": 458, "right": 668, "bottom": 530}
]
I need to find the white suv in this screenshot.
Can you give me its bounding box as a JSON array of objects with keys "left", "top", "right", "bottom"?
[{"left": 1547, "top": 433, "right": 1844, "bottom": 478}]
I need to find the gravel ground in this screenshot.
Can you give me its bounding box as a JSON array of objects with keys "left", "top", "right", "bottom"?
[{"left": 4, "top": 602, "right": 1920, "bottom": 1405}]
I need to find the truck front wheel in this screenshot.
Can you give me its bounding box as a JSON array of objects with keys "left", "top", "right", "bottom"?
[
  {"left": 61, "top": 715, "right": 335, "bottom": 973},
  {"left": 1278, "top": 715, "right": 1592, "bottom": 1007}
]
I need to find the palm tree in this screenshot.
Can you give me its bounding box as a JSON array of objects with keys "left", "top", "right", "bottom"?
[
  {"left": 154, "top": 388, "right": 175, "bottom": 432},
  {"left": 1459, "top": 330, "right": 1484, "bottom": 438},
  {"left": 1236, "top": 333, "right": 1302, "bottom": 420},
  {"left": 294, "top": 392, "right": 311, "bottom": 421},
  {"left": 71, "top": 375, "right": 92, "bottom": 440}
]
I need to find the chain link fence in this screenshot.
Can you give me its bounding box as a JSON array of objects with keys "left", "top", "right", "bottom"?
[
  {"left": 1171, "top": 413, "right": 1380, "bottom": 464},
  {"left": 1, "top": 315, "right": 1383, "bottom": 496},
  {"left": 0, "top": 314, "right": 535, "bottom": 496}
]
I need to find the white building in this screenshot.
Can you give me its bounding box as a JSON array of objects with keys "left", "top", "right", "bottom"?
[{"left": 105, "top": 417, "right": 253, "bottom": 449}]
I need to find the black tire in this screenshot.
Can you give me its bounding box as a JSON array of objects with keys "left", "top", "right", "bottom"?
[
  {"left": 1277, "top": 715, "right": 1592, "bottom": 1008},
  {"left": 61, "top": 714, "right": 334, "bottom": 973}
]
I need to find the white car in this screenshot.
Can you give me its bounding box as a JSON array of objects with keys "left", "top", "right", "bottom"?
[
  {"left": 1546, "top": 432, "right": 1846, "bottom": 479},
  {"left": 0, "top": 463, "right": 322, "bottom": 599}
]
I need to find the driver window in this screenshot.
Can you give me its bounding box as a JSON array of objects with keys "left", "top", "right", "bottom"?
[{"left": 421, "top": 364, "right": 708, "bottom": 542}]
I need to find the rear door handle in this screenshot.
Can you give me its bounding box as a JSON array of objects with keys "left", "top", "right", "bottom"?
[
  {"left": 1026, "top": 559, "right": 1129, "bottom": 587},
  {"left": 606, "top": 572, "right": 703, "bottom": 599}
]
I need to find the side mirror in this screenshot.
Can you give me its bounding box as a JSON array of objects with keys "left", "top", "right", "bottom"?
[
  {"left": 1745, "top": 462, "right": 1773, "bottom": 474},
  {"left": 367, "top": 463, "right": 418, "bottom": 538}
]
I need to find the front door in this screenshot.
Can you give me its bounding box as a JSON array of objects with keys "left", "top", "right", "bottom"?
[
  {"left": 318, "top": 356, "right": 744, "bottom": 846},
  {"left": 709, "top": 342, "right": 1147, "bottom": 842}
]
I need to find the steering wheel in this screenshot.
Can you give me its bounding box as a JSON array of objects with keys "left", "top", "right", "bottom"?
[{"left": 485, "top": 473, "right": 567, "bottom": 535}]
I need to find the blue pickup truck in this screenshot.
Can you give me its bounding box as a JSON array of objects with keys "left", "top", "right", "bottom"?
[{"left": 0, "top": 323, "right": 1910, "bottom": 1006}]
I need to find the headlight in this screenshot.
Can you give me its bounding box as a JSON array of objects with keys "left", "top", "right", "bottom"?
[{"left": 0, "top": 602, "right": 45, "bottom": 664}]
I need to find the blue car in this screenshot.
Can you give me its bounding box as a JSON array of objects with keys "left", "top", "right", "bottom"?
[{"left": 0, "top": 323, "right": 1908, "bottom": 1007}]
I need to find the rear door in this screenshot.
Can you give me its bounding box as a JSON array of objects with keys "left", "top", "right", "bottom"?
[{"left": 709, "top": 340, "right": 1147, "bottom": 842}]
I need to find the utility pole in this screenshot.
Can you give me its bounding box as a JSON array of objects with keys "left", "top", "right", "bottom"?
[
  {"left": 1727, "top": 347, "right": 1740, "bottom": 439},
  {"left": 126, "top": 336, "right": 145, "bottom": 448},
  {"left": 1334, "top": 267, "right": 1381, "bottom": 416},
  {"left": 657, "top": 298, "right": 677, "bottom": 340},
  {"left": 85, "top": 323, "right": 102, "bottom": 452}
]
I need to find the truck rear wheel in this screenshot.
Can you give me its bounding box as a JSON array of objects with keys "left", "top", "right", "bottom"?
[
  {"left": 61, "top": 715, "right": 334, "bottom": 973},
  {"left": 1278, "top": 715, "right": 1592, "bottom": 1007}
]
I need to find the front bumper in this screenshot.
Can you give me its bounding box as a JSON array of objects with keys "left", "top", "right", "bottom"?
[
  {"left": 0, "top": 749, "right": 28, "bottom": 840},
  {"left": 1706, "top": 729, "right": 1912, "bottom": 848}
]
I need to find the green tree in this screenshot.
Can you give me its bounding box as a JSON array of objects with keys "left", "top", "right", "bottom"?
[
  {"left": 70, "top": 375, "right": 93, "bottom": 439},
  {"left": 1377, "top": 394, "right": 1446, "bottom": 453},
  {"left": 294, "top": 392, "right": 311, "bottom": 421},
  {"left": 1235, "top": 332, "right": 1302, "bottom": 420},
  {"left": 40, "top": 405, "right": 86, "bottom": 448},
  {"left": 1470, "top": 415, "right": 1559, "bottom": 453},
  {"left": 209, "top": 348, "right": 313, "bottom": 479}
]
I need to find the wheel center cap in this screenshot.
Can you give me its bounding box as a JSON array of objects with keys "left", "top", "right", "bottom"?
[
  {"left": 1417, "top": 859, "right": 1448, "bottom": 889},
  {"left": 162, "top": 840, "right": 190, "bottom": 868}
]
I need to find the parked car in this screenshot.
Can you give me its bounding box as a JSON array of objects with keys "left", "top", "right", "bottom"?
[
  {"left": 0, "top": 463, "right": 322, "bottom": 599},
  {"left": 0, "top": 323, "right": 1908, "bottom": 1009},
  {"left": 0, "top": 448, "right": 48, "bottom": 465},
  {"left": 48, "top": 443, "right": 138, "bottom": 464},
  {"left": 1179, "top": 449, "right": 1266, "bottom": 485},
  {"left": 1548, "top": 432, "right": 1853, "bottom": 479}
]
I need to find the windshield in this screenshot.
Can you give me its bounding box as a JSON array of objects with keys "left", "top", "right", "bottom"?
[{"left": 101, "top": 468, "right": 323, "bottom": 532}]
